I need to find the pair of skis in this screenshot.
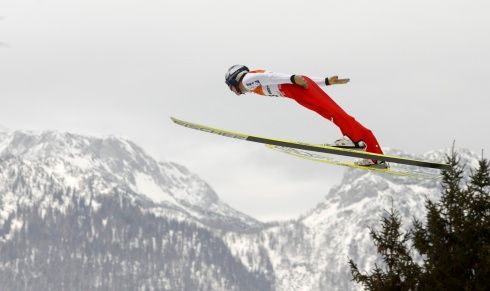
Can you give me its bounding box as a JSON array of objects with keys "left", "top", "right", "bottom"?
[{"left": 171, "top": 117, "right": 449, "bottom": 179}]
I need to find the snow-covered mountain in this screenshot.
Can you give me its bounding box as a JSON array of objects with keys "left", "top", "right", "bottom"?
[
  {"left": 0, "top": 128, "right": 480, "bottom": 290},
  {"left": 0, "top": 130, "right": 260, "bottom": 232},
  {"left": 225, "top": 148, "right": 480, "bottom": 291},
  {"left": 0, "top": 130, "right": 273, "bottom": 290}
]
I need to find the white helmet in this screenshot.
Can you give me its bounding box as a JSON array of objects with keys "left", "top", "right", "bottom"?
[{"left": 225, "top": 65, "right": 249, "bottom": 91}]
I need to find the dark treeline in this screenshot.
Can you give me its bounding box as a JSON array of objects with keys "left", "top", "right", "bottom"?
[
  {"left": 0, "top": 191, "right": 273, "bottom": 291},
  {"left": 349, "top": 151, "right": 490, "bottom": 290}
]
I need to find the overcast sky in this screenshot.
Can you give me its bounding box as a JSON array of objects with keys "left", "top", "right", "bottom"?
[{"left": 1, "top": 0, "right": 489, "bottom": 221}]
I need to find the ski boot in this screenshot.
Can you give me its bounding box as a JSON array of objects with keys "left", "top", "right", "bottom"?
[
  {"left": 354, "top": 159, "right": 389, "bottom": 169},
  {"left": 330, "top": 136, "right": 366, "bottom": 150}
]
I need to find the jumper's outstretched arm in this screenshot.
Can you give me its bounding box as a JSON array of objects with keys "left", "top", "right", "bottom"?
[{"left": 293, "top": 75, "right": 350, "bottom": 89}]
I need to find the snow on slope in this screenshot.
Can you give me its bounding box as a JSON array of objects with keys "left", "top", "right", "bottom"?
[
  {"left": 225, "top": 147, "right": 480, "bottom": 291},
  {"left": 0, "top": 130, "right": 260, "bottom": 231},
  {"left": 0, "top": 129, "right": 481, "bottom": 290}
]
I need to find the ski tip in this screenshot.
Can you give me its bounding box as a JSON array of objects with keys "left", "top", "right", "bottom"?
[{"left": 170, "top": 116, "right": 181, "bottom": 124}]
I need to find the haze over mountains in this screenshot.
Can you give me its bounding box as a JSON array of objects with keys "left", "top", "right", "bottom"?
[{"left": 0, "top": 129, "right": 478, "bottom": 290}]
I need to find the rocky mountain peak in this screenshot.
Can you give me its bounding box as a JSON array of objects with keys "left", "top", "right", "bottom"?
[{"left": 0, "top": 130, "right": 260, "bottom": 231}]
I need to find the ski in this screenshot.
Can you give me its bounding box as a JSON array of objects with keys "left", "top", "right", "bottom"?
[
  {"left": 266, "top": 145, "right": 442, "bottom": 179},
  {"left": 170, "top": 117, "right": 450, "bottom": 170}
]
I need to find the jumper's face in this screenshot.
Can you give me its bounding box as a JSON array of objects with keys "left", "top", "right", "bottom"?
[{"left": 229, "top": 85, "right": 243, "bottom": 96}]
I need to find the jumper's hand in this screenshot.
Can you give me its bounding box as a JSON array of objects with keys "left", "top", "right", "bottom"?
[
  {"left": 294, "top": 75, "right": 308, "bottom": 89},
  {"left": 328, "top": 75, "right": 350, "bottom": 85}
]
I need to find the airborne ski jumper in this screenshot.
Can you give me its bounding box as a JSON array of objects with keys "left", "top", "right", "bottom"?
[{"left": 224, "top": 65, "right": 387, "bottom": 168}]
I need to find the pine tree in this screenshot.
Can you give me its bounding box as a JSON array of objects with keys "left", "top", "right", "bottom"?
[
  {"left": 350, "top": 150, "right": 490, "bottom": 290},
  {"left": 413, "top": 151, "right": 490, "bottom": 290},
  {"left": 465, "top": 156, "right": 490, "bottom": 290},
  {"left": 349, "top": 207, "right": 421, "bottom": 291},
  {"left": 412, "top": 151, "right": 466, "bottom": 289}
]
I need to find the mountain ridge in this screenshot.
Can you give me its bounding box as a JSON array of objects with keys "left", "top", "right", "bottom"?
[
  {"left": 0, "top": 130, "right": 261, "bottom": 232},
  {"left": 0, "top": 128, "right": 481, "bottom": 290}
]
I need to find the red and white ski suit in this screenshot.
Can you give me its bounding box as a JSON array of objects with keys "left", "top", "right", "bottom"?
[{"left": 241, "top": 70, "right": 384, "bottom": 155}]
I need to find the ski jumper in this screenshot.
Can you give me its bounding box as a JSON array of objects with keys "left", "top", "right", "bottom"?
[{"left": 241, "top": 70, "right": 384, "bottom": 155}]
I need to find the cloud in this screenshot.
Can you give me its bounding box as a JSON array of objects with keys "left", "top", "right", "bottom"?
[
  {"left": 169, "top": 139, "right": 344, "bottom": 222},
  {"left": 0, "top": 16, "right": 6, "bottom": 46},
  {"left": 1, "top": 0, "right": 489, "bottom": 221}
]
